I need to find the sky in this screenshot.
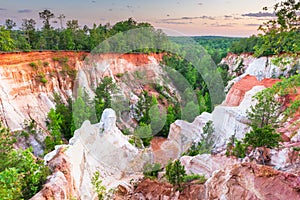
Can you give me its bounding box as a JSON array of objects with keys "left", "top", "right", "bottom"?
[{"left": 0, "top": 0, "right": 280, "bottom": 37}]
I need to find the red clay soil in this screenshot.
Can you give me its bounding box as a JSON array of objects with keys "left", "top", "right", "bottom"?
[
  {"left": 224, "top": 75, "right": 280, "bottom": 106},
  {"left": 126, "top": 178, "right": 206, "bottom": 200},
  {"left": 0, "top": 51, "right": 164, "bottom": 66},
  {"left": 0, "top": 51, "right": 88, "bottom": 66},
  {"left": 85, "top": 52, "right": 165, "bottom": 66},
  {"left": 151, "top": 137, "right": 168, "bottom": 151}
]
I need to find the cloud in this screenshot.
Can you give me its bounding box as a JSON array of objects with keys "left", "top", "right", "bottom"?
[
  {"left": 174, "top": 16, "right": 215, "bottom": 20},
  {"left": 0, "top": 8, "right": 7, "bottom": 11},
  {"left": 18, "top": 9, "right": 32, "bottom": 13},
  {"left": 242, "top": 12, "right": 275, "bottom": 17},
  {"left": 198, "top": 3, "right": 203, "bottom": 6},
  {"left": 157, "top": 15, "right": 215, "bottom": 25},
  {"left": 234, "top": 17, "right": 242, "bottom": 20},
  {"left": 245, "top": 23, "right": 261, "bottom": 27},
  {"left": 156, "top": 18, "right": 193, "bottom": 24},
  {"left": 210, "top": 22, "right": 235, "bottom": 27},
  {"left": 224, "top": 15, "right": 232, "bottom": 19}
]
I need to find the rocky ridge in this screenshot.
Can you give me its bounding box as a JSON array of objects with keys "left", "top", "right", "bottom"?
[{"left": 1, "top": 52, "right": 299, "bottom": 199}]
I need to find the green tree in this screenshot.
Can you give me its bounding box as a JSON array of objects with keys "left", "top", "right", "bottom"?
[
  {"left": 73, "top": 89, "right": 93, "bottom": 129},
  {"left": 39, "top": 9, "right": 55, "bottom": 30},
  {"left": 95, "top": 77, "right": 117, "bottom": 121},
  {"left": 0, "top": 124, "right": 49, "bottom": 199},
  {"left": 45, "top": 108, "right": 63, "bottom": 152},
  {"left": 53, "top": 93, "right": 74, "bottom": 140},
  {"left": 160, "top": 105, "right": 176, "bottom": 137},
  {"left": 149, "top": 96, "right": 166, "bottom": 135},
  {"left": 244, "top": 125, "right": 281, "bottom": 149},
  {"left": 181, "top": 101, "right": 199, "bottom": 122},
  {"left": 247, "top": 89, "right": 282, "bottom": 129},
  {"left": 21, "top": 18, "right": 36, "bottom": 47},
  {"left": 134, "top": 91, "right": 153, "bottom": 124},
  {"left": 165, "top": 159, "right": 186, "bottom": 191},
  {"left": 254, "top": 0, "right": 300, "bottom": 56},
  {"left": 0, "top": 125, "right": 15, "bottom": 171},
  {"left": 134, "top": 123, "right": 152, "bottom": 147},
  {"left": 0, "top": 168, "right": 23, "bottom": 200},
  {"left": 57, "top": 14, "right": 66, "bottom": 30},
  {"left": 0, "top": 26, "right": 15, "bottom": 51},
  {"left": 5, "top": 19, "right": 16, "bottom": 30}
]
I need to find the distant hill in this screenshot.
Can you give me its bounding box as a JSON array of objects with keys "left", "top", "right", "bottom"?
[{"left": 168, "top": 36, "right": 241, "bottom": 64}]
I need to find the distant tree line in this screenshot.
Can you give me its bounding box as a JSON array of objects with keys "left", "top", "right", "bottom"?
[{"left": 0, "top": 9, "right": 167, "bottom": 52}]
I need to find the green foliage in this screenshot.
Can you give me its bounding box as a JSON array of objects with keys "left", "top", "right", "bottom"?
[
  {"left": 94, "top": 77, "right": 117, "bottom": 121},
  {"left": 192, "top": 36, "right": 240, "bottom": 63},
  {"left": 45, "top": 108, "right": 63, "bottom": 152},
  {"left": 165, "top": 159, "right": 186, "bottom": 191},
  {"left": 0, "top": 168, "right": 23, "bottom": 200},
  {"left": 181, "top": 101, "right": 199, "bottom": 123},
  {"left": 160, "top": 105, "right": 176, "bottom": 137},
  {"left": 53, "top": 93, "right": 74, "bottom": 140},
  {"left": 91, "top": 171, "right": 107, "bottom": 200},
  {"left": 73, "top": 88, "right": 95, "bottom": 129},
  {"left": 230, "top": 35, "right": 262, "bottom": 55},
  {"left": 39, "top": 73, "right": 48, "bottom": 84},
  {"left": 134, "top": 123, "right": 152, "bottom": 147},
  {"left": 29, "top": 61, "right": 38, "bottom": 70},
  {"left": 1, "top": 15, "right": 170, "bottom": 52},
  {"left": 149, "top": 96, "right": 166, "bottom": 134},
  {"left": 185, "top": 120, "right": 215, "bottom": 156},
  {"left": 244, "top": 125, "right": 281, "bottom": 149},
  {"left": 183, "top": 174, "right": 206, "bottom": 184},
  {"left": 143, "top": 163, "right": 162, "bottom": 179},
  {"left": 248, "top": 74, "right": 300, "bottom": 129},
  {"left": 247, "top": 89, "right": 282, "bottom": 129},
  {"left": 43, "top": 61, "right": 49, "bottom": 67},
  {"left": 231, "top": 140, "right": 248, "bottom": 158},
  {"left": 0, "top": 124, "right": 49, "bottom": 199},
  {"left": 229, "top": 0, "right": 300, "bottom": 56},
  {"left": 255, "top": 0, "right": 300, "bottom": 56},
  {"left": 0, "top": 26, "right": 15, "bottom": 51},
  {"left": 134, "top": 91, "right": 153, "bottom": 124}
]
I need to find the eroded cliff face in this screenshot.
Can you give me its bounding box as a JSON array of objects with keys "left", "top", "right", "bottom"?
[
  {"left": 9, "top": 52, "right": 299, "bottom": 199},
  {"left": 0, "top": 51, "right": 87, "bottom": 131},
  {"left": 0, "top": 51, "right": 164, "bottom": 132},
  {"left": 31, "top": 108, "right": 151, "bottom": 200}
]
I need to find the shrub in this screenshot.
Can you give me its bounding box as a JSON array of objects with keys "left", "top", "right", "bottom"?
[
  {"left": 244, "top": 125, "right": 281, "bottom": 149},
  {"left": 29, "top": 62, "right": 38, "bottom": 70},
  {"left": 91, "top": 171, "right": 107, "bottom": 200},
  {"left": 38, "top": 73, "right": 48, "bottom": 84},
  {"left": 116, "top": 73, "right": 124, "bottom": 78},
  {"left": 40, "top": 76, "right": 48, "bottom": 84},
  {"left": 43, "top": 61, "right": 49, "bottom": 67},
  {"left": 165, "top": 159, "right": 186, "bottom": 191},
  {"left": 183, "top": 174, "right": 206, "bottom": 184},
  {"left": 143, "top": 163, "right": 162, "bottom": 179},
  {"left": 231, "top": 140, "right": 247, "bottom": 158}
]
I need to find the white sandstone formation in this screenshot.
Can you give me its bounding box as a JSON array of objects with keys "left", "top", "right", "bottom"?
[
  {"left": 180, "top": 154, "right": 239, "bottom": 178},
  {"left": 34, "top": 108, "right": 152, "bottom": 200}
]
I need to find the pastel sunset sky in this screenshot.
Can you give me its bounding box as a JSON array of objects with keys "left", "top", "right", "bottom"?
[{"left": 0, "top": 0, "right": 279, "bottom": 36}]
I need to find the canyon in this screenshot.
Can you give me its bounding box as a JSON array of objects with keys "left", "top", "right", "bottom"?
[{"left": 0, "top": 51, "right": 299, "bottom": 199}]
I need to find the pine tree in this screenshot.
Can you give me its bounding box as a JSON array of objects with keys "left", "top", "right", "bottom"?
[{"left": 165, "top": 159, "right": 186, "bottom": 191}]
